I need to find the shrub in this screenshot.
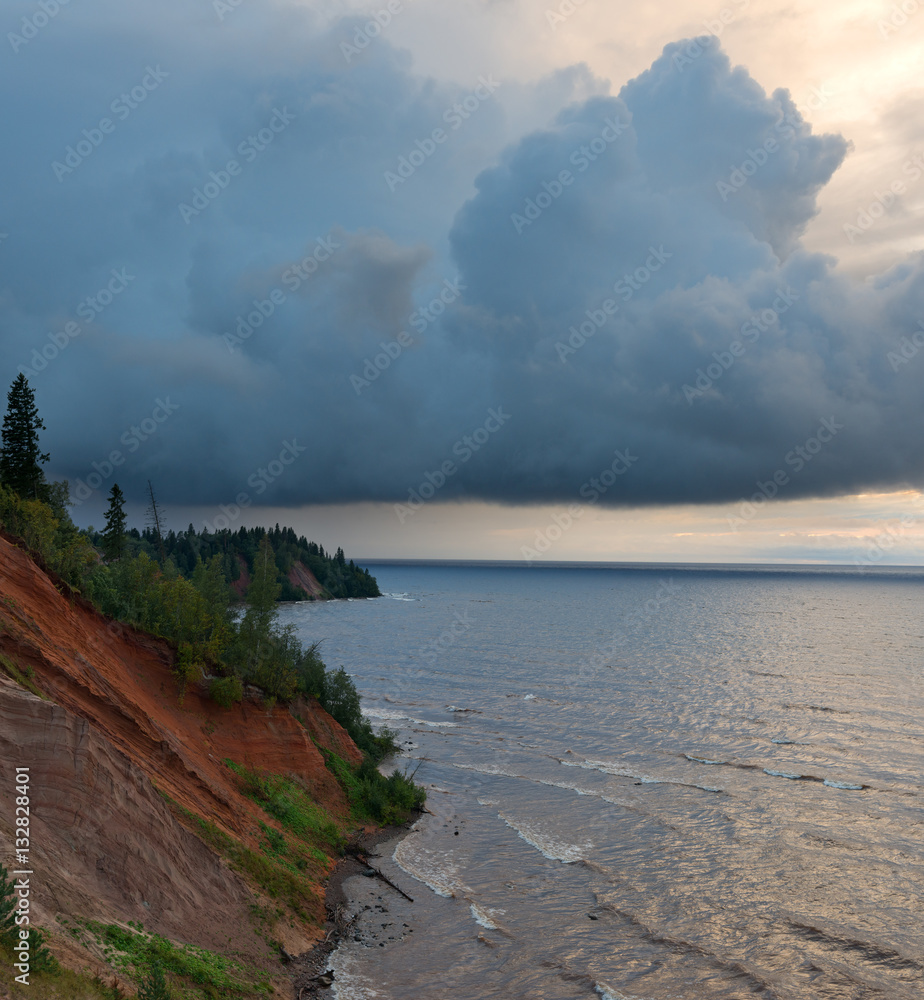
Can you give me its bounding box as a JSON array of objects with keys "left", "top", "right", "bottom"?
[
  {"left": 209, "top": 675, "right": 243, "bottom": 708},
  {"left": 324, "top": 751, "right": 426, "bottom": 825}
]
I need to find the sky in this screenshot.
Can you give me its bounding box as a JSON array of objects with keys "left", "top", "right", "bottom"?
[{"left": 2, "top": 0, "right": 924, "bottom": 564}]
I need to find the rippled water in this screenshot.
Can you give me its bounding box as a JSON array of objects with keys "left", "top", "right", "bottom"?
[{"left": 278, "top": 562, "right": 924, "bottom": 1000}]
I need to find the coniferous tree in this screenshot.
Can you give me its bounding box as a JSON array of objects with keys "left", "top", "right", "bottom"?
[
  {"left": 137, "top": 959, "right": 172, "bottom": 1000},
  {"left": 101, "top": 484, "right": 127, "bottom": 561},
  {"left": 0, "top": 375, "right": 49, "bottom": 500}
]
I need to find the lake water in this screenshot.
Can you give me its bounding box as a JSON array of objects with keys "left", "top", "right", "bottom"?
[{"left": 278, "top": 562, "right": 924, "bottom": 1000}]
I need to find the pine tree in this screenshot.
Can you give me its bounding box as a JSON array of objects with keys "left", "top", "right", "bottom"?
[
  {"left": 0, "top": 375, "right": 49, "bottom": 500},
  {"left": 101, "top": 484, "right": 128, "bottom": 561}
]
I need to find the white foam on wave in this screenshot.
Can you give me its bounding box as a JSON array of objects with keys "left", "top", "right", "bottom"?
[
  {"left": 595, "top": 986, "right": 652, "bottom": 1000},
  {"left": 562, "top": 757, "right": 723, "bottom": 794},
  {"left": 364, "top": 707, "right": 459, "bottom": 728},
  {"left": 764, "top": 768, "right": 803, "bottom": 779},
  {"left": 392, "top": 838, "right": 468, "bottom": 898},
  {"left": 523, "top": 693, "right": 537, "bottom": 700},
  {"left": 685, "top": 754, "right": 726, "bottom": 765},
  {"left": 499, "top": 812, "right": 592, "bottom": 863},
  {"left": 823, "top": 779, "right": 865, "bottom": 790},
  {"left": 561, "top": 757, "right": 660, "bottom": 783},
  {"left": 329, "top": 950, "right": 383, "bottom": 999},
  {"left": 469, "top": 902, "right": 505, "bottom": 929},
  {"left": 386, "top": 592, "right": 417, "bottom": 601},
  {"left": 448, "top": 760, "right": 521, "bottom": 778}
]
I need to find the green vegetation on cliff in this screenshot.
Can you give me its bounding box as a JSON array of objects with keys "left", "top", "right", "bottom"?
[{"left": 0, "top": 375, "right": 425, "bottom": 997}]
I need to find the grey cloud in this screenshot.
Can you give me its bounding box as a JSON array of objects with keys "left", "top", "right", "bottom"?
[{"left": 2, "top": 4, "right": 923, "bottom": 515}]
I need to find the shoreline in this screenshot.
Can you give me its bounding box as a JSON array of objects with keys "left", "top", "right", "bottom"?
[{"left": 291, "top": 817, "right": 419, "bottom": 998}]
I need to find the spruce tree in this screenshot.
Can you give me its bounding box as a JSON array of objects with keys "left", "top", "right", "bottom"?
[
  {"left": 137, "top": 959, "right": 172, "bottom": 1000},
  {"left": 0, "top": 374, "right": 49, "bottom": 500},
  {"left": 101, "top": 484, "right": 128, "bottom": 561}
]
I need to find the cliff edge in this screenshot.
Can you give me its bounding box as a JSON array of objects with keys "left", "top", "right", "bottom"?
[{"left": 0, "top": 529, "right": 364, "bottom": 997}]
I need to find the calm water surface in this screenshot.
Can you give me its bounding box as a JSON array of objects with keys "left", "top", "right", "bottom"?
[{"left": 278, "top": 563, "right": 924, "bottom": 1000}]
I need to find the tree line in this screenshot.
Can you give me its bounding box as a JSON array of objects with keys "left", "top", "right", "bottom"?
[{"left": 0, "top": 375, "right": 385, "bottom": 749}]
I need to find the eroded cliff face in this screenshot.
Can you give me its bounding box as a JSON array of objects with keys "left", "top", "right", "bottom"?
[{"left": 0, "top": 529, "right": 363, "bottom": 991}]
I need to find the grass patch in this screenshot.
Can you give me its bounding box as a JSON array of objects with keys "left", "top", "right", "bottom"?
[
  {"left": 0, "top": 653, "right": 46, "bottom": 699},
  {"left": 225, "top": 760, "right": 343, "bottom": 852},
  {"left": 69, "top": 919, "right": 272, "bottom": 1000},
  {"left": 159, "top": 793, "right": 328, "bottom": 925},
  {"left": 0, "top": 961, "right": 127, "bottom": 1000}
]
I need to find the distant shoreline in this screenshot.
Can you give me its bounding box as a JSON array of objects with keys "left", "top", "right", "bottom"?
[{"left": 359, "top": 557, "right": 924, "bottom": 575}]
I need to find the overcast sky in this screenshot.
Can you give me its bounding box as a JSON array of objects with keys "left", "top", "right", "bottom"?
[{"left": 2, "top": 0, "right": 923, "bottom": 564}]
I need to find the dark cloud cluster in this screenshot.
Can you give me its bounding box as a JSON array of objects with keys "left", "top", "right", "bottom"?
[{"left": 1, "top": 4, "right": 922, "bottom": 515}]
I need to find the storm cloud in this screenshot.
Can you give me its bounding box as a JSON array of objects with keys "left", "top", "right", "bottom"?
[{"left": 2, "top": 2, "right": 923, "bottom": 513}]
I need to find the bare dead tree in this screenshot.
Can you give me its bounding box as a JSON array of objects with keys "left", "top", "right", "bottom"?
[{"left": 145, "top": 479, "right": 168, "bottom": 564}]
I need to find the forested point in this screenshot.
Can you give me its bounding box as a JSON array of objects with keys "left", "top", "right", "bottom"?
[
  {"left": 86, "top": 523, "right": 382, "bottom": 602},
  {"left": 0, "top": 375, "right": 393, "bottom": 747}
]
